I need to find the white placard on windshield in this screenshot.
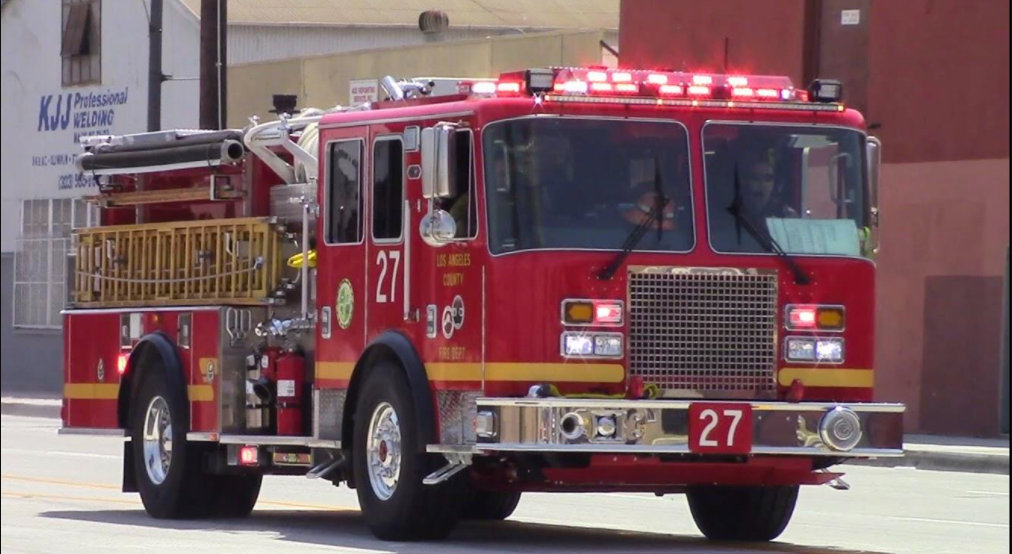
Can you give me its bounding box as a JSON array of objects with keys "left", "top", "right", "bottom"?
[{"left": 766, "top": 218, "right": 861, "bottom": 256}]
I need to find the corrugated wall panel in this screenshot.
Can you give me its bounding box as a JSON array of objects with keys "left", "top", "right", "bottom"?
[{"left": 229, "top": 26, "right": 520, "bottom": 64}]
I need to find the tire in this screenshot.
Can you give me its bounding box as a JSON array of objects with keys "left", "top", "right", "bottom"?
[
  {"left": 211, "top": 474, "right": 263, "bottom": 518},
  {"left": 686, "top": 485, "right": 799, "bottom": 542},
  {"left": 461, "top": 490, "right": 522, "bottom": 521},
  {"left": 130, "top": 366, "right": 215, "bottom": 518},
  {"left": 352, "top": 362, "right": 465, "bottom": 540}
]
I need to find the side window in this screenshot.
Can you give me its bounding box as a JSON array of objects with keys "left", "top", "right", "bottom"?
[
  {"left": 372, "top": 138, "right": 403, "bottom": 240},
  {"left": 438, "top": 131, "right": 478, "bottom": 239},
  {"left": 326, "top": 140, "right": 362, "bottom": 244}
]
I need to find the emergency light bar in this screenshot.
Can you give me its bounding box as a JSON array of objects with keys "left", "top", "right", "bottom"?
[{"left": 464, "top": 67, "right": 844, "bottom": 110}]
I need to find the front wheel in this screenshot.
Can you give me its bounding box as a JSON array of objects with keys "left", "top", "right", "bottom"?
[
  {"left": 351, "top": 362, "right": 465, "bottom": 540},
  {"left": 686, "top": 485, "right": 799, "bottom": 542},
  {"left": 461, "top": 490, "right": 522, "bottom": 520}
]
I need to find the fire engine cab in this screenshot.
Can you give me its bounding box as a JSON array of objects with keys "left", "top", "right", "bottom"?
[{"left": 62, "top": 66, "right": 904, "bottom": 542}]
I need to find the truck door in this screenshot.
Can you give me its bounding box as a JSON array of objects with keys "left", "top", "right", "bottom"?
[
  {"left": 418, "top": 128, "right": 482, "bottom": 385},
  {"left": 316, "top": 129, "right": 368, "bottom": 388},
  {"left": 367, "top": 134, "right": 408, "bottom": 335}
]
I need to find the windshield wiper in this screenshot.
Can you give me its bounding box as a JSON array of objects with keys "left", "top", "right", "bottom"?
[
  {"left": 598, "top": 158, "right": 667, "bottom": 280},
  {"left": 727, "top": 164, "right": 811, "bottom": 285}
]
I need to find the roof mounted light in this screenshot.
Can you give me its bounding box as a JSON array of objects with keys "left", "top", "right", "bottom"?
[
  {"left": 808, "top": 79, "right": 843, "bottom": 103},
  {"left": 525, "top": 68, "right": 555, "bottom": 93}
]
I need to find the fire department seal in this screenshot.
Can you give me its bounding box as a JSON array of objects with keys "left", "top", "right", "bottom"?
[{"left": 336, "top": 279, "right": 354, "bottom": 329}]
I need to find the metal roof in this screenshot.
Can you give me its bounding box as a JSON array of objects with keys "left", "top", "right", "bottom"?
[{"left": 178, "top": 0, "right": 617, "bottom": 30}]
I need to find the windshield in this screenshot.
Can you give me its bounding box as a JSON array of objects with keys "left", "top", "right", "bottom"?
[
  {"left": 483, "top": 118, "right": 693, "bottom": 254},
  {"left": 704, "top": 123, "right": 870, "bottom": 257}
]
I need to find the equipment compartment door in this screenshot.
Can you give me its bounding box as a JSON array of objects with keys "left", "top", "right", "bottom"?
[{"left": 316, "top": 129, "right": 369, "bottom": 388}]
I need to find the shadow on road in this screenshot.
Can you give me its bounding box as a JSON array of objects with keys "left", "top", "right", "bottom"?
[{"left": 41, "top": 508, "right": 887, "bottom": 554}]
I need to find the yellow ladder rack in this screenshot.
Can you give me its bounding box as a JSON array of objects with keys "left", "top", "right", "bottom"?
[{"left": 73, "top": 217, "right": 285, "bottom": 307}]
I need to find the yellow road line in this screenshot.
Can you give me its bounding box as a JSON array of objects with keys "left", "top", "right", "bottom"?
[
  {"left": 0, "top": 474, "right": 358, "bottom": 512},
  {"left": 1, "top": 474, "right": 118, "bottom": 490},
  {"left": 1, "top": 491, "right": 139, "bottom": 505}
]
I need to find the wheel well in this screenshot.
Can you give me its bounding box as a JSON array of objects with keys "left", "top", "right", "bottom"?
[
  {"left": 342, "top": 332, "right": 436, "bottom": 456},
  {"left": 342, "top": 344, "right": 400, "bottom": 450},
  {"left": 116, "top": 332, "right": 184, "bottom": 429}
]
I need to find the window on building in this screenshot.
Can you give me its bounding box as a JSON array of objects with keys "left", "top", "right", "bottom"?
[
  {"left": 14, "top": 198, "right": 98, "bottom": 329},
  {"left": 372, "top": 138, "right": 404, "bottom": 241},
  {"left": 61, "top": 0, "right": 101, "bottom": 86},
  {"left": 326, "top": 140, "right": 363, "bottom": 244}
]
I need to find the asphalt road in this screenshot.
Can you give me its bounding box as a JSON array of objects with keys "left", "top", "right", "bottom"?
[{"left": 1, "top": 414, "right": 1008, "bottom": 554}]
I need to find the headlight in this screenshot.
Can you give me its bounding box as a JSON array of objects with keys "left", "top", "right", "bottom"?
[
  {"left": 594, "top": 335, "right": 623, "bottom": 357},
  {"left": 561, "top": 332, "right": 623, "bottom": 358},
  {"left": 785, "top": 337, "right": 844, "bottom": 363},
  {"left": 562, "top": 334, "right": 594, "bottom": 356}
]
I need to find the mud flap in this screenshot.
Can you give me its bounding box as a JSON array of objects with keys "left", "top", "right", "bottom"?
[{"left": 122, "top": 439, "right": 138, "bottom": 492}]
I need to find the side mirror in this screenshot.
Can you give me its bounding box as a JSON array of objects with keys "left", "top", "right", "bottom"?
[
  {"left": 866, "top": 136, "right": 881, "bottom": 226},
  {"left": 421, "top": 124, "right": 458, "bottom": 199},
  {"left": 418, "top": 209, "right": 457, "bottom": 247}
]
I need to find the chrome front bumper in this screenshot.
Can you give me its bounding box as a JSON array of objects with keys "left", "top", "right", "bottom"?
[{"left": 430, "top": 398, "right": 904, "bottom": 457}]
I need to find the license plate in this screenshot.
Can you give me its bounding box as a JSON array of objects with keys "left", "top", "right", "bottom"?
[{"left": 688, "top": 403, "right": 753, "bottom": 454}]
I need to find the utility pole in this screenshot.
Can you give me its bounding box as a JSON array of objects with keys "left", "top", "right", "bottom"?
[
  {"left": 199, "top": 0, "right": 227, "bottom": 129},
  {"left": 147, "top": 0, "right": 163, "bottom": 131}
]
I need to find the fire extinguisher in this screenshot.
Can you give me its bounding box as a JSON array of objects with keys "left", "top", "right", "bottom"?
[
  {"left": 275, "top": 347, "right": 306, "bottom": 436},
  {"left": 247, "top": 346, "right": 282, "bottom": 432}
]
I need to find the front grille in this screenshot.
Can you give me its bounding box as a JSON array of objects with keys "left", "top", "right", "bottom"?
[{"left": 628, "top": 267, "right": 778, "bottom": 394}]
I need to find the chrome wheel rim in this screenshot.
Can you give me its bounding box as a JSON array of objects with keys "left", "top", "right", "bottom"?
[
  {"left": 366, "top": 402, "right": 402, "bottom": 501},
  {"left": 142, "top": 396, "right": 172, "bottom": 485}
]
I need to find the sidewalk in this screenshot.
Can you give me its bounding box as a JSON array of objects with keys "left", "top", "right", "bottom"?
[
  {"left": 2, "top": 396, "right": 1008, "bottom": 475},
  {"left": 849, "top": 433, "right": 1010, "bottom": 475}
]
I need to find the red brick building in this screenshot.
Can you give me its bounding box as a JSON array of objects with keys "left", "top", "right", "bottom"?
[{"left": 620, "top": 0, "right": 1010, "bottom": 436}]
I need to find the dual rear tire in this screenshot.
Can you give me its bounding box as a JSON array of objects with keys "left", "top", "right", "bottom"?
[{"left": 131, "top": 367, "right": 261, "bottom": 519}]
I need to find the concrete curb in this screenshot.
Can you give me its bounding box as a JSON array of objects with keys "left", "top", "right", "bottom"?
[
  {"left": 846, "top": 449, "right": 1010, "bottom": 475},
  {"left": 1, "top": 398, "right": 60, "bottom": 419}
]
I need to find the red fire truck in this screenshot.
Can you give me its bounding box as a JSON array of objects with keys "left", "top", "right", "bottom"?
[{"left": 62, "top": 66, "right": 904, "bottom": 542}]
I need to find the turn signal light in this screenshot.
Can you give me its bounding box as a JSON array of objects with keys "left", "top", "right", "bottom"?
[
  {"left": 563, "top": 301, "right": 594, "bottom": 324},
  {"left": 786, "top": 304, "right": 845, "bottom": 331},
  {"left": 562, "top": 299, "right": 624, "bottom": 326}
]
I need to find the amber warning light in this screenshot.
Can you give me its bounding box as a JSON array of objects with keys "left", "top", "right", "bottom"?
[{"left": 562, "top": 299, "right": 624, "bottom": 326}]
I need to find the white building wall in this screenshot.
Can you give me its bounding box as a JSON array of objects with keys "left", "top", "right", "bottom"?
[
  {"left": 230, "top": 25, "right": 550, "bottom": 64},
  {"left": 0, "top": 0, "right": 200, "bottom": 253}
]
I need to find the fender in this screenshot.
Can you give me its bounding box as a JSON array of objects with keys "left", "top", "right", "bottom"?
[
  {"left": 118, "top": 331, "right": 186, "bottom": 493},
  {"left": 117, "top": 331, "right": 188, "bottom": 429},
  {"left": 344, "top": 330, "right": 436, "bottom": 452}
]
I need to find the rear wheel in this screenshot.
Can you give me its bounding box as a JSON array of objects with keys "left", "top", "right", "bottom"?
[
  {"left": 130, "top": 367, "right": 214, "bottom": 518},
  {"left": 211, "top": 474, "right": 262, "bottom": 518},
  {"left": 686, "top": 485, "right": 799, "bottom": 541},
  {"left": 461, "top": 490, "right": 522, "bottom": 521},
  {"left": 352, "top": 362, "right": 465, "bottom": 540}
]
